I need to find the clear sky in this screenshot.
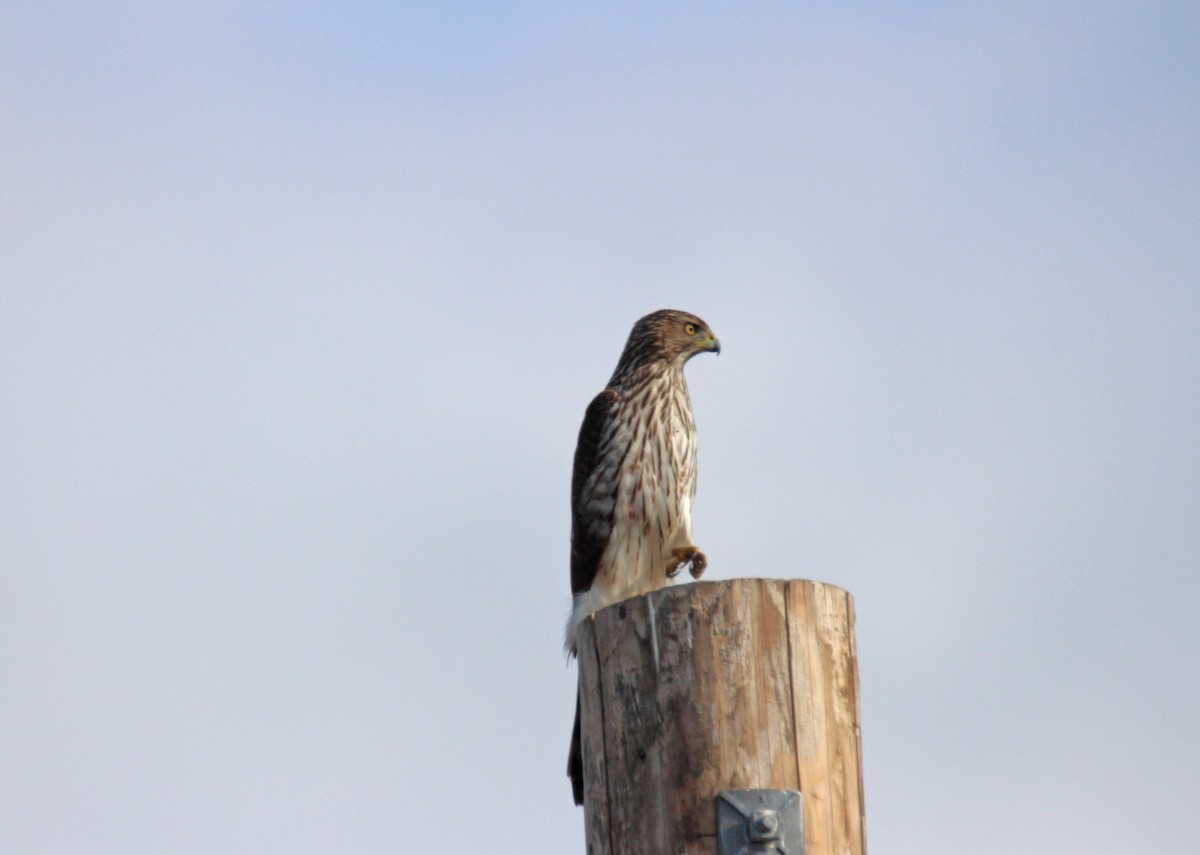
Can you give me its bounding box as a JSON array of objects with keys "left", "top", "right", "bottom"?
[{"left": 2, "top": 3, "right": 1197, "bottom": 853}]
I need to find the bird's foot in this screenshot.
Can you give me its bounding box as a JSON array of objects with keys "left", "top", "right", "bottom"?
[{"left": 666, "top": 546, "right": 708, "bottom": 580}]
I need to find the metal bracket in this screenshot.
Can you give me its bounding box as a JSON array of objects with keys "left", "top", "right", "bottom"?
[{"left": 716, "top": 789, "right": 805, "bottom": 855}]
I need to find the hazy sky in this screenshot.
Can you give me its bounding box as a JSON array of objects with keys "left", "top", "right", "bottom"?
[{"left": 3, "top": 3, "right": 1197, "bottom": 853}]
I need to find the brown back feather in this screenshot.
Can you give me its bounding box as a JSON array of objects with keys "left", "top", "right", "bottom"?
[{"left": 570, "top": 388, "right": 617, "bottom": 595}]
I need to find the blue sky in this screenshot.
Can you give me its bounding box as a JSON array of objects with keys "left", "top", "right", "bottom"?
[{"left": 3, "top": 3, "right": 1198, "bottom": 853}]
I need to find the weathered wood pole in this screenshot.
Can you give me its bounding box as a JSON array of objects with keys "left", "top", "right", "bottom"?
[{"left": 576, "top": 578, "right": 865, "bottom": 855}]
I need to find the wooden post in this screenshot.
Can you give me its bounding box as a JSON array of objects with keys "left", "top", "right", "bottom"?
[{"left": 576, "top": 578, "right": 866, "bottom": 855}]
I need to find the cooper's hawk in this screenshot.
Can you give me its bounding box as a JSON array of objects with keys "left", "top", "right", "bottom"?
[{"left": 565, "top": 309, "right": 720, "bottom": 805}]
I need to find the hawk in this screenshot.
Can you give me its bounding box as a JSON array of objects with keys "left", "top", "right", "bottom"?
[{"left": 565, "top": 309, "right": 720, "bottom": 805}]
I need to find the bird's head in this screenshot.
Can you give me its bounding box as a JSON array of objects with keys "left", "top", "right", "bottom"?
[
  {"left": 609, "top": 309, "right": 720, "bottom": 382},
  {"left": 636, "top": 309, "right": 721, "bottom": 363}
]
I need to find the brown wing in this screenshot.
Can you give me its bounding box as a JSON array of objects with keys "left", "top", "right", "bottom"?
[{"left": 570, "top": 388, "right": 617, "bottom": 595}]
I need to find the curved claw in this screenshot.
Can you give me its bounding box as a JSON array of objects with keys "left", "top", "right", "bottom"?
[{"left": 666, "top": 546, "right": 708, "bottom": 580}]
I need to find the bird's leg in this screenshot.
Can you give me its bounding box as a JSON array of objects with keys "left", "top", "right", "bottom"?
[
  {"left": 665, "top": 546, "right": 708, "bottom": 580},
  {"left": 664, "top": 547, "right": 690, "bottom": 578}
]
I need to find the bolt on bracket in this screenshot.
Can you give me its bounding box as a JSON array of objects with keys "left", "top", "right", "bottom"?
[{"left": 716, "top": 789, "right": 804, "bottom": 855}]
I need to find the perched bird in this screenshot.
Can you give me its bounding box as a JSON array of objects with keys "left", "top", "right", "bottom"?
[{"left": 565, "top": 309, "right": 720, "bottom": 805}]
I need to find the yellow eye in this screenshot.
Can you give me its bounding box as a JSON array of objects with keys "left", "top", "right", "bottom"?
[{"left": 684, "top": 323, "right": 697, "bottom": 335}]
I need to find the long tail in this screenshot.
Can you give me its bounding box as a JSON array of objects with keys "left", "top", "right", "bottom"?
[{"left": 567, "top": 690, "right": 584, "bottom": 805}]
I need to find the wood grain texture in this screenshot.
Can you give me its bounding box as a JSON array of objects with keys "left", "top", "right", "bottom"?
[{"left": 577, "top": 579, "right": 865, "bottom": 855}]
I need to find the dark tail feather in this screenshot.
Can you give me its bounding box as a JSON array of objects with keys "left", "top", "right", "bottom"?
[{"left": 567, "top": 691, "right": 584, "bottom": 805}]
